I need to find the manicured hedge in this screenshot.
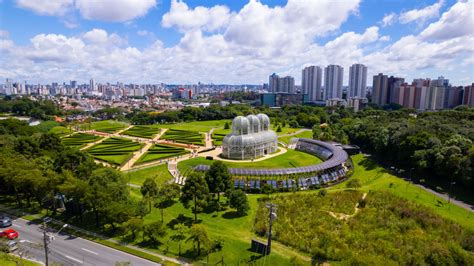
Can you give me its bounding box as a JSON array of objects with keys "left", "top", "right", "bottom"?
[
  {"left": 122, "top": 125, "right": 160, "bottom": 139},
  {"left": 135, "top": 144, "right": 189, "bottom": 165},
  {"left": 161, "top": 129, "right": 204, "bottom": 145},
  {"left": 86, "top": 137, "right": 142, "bottom": 165},
  {"left": 62, "top": 133, "right": 101, "bottom": 148}
]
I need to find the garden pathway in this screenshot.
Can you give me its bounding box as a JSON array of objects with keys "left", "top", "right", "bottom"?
[
  {"left": 119, "top": 128, "right": 168, "bottom": 171},
  {"left": 328, "top": 192, "right": 367, "bottom": 221},
  {"left": 277, "top": 128, "right": 311, "bottom": 138}
]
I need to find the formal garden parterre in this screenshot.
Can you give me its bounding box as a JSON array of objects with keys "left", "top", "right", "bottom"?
[
  {"left": 121, "top": 125, "right": 161, "bottom": 139},
  {"left": 61, "top": 133, "right": 102, "bottom": 148},
  {"left": 161, "top": 129, "right": 205, "bottom": 145},
  {"left": 86, "top": 137, "right": 143, "bottom": 165},
  {"left": 135, "top": 143, "right": 189, "bottom": 165}
]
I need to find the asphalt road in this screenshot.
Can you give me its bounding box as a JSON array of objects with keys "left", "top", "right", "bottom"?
[{"left": 2, "top": 215, "right": 158, "bottom": 266}]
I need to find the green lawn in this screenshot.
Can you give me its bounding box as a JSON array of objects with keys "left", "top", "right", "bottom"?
[
  {"left": 159, "top": 120, "right": 231, "bottom": 133},
  {"left": 125, "top": 164, "right": 173, "bottom": 186},
  {"left": 0, "top": 253, "right": 40, "bottom": 266},
  {"left": 49, "top": 125, "right": 72, "bottom": 136},
  {"left": 121, "top": 125, "right": 161, "bottom": 139},
  {"left": 86, "top": 137, "right": 143, "bottom": 165},
  {"left": 278, "top": 130, "right": 313, "bottom": 144},
  {"left": 135, "top": 144, "right": 189, "bottom": 165},
  {"left": 118, "top": 194, "right": 309, "bottom": 265},
  {"left": 82, "top": 120, "right": 128, "bottom": 133},
  {"left": 61, "top": 133, "right": 102, "bottom": 148},
  {"left": 271, "top": 125, "right": 301, "bottom": 135},
  {"left": 161, "top": 129, "right": 205, "bottom": 146},
  {"left": 33, "top": 120, "right": 60, "bottom": 133},
  {"left": 211, "top": 128, "right": 231, "bottom": 146},
  {"left": 330, "top": 154, "right": 474, "bottom": 231},
  {"left": 178, "top": 149, "right": 322, "bottom": 174}
]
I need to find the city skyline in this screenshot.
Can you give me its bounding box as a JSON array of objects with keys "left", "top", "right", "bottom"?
[{"left": 0, "top": 0, "right": 473, "bottom": 85}]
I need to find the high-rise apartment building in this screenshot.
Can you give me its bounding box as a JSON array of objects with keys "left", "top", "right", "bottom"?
[
  {"left": 463, "top": 84, "right": 474, "bottom": 107},
  {"left": 302, "top": 66, "right": 323, "bottom": 101},
  {"left": 324, "top": 64, "right": 343, "bottom": 99},
  {"left": 269, "top": 73, "right": 279, "bottom": 93},
  {"left": 348, "top": 64, "right": 367, "bottom": 98},
  {"left": 372, "top": 73, "right": 388, "bottom": 105},
  {"left": 90, "top": 78, "right": 96, "bottom": 91},
  {"left": 268, "top": 73, "right": 295, "bottom": 93}
]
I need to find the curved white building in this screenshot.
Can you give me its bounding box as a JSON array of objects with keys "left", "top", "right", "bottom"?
[{"left": 222, "top": 114, "right": 278, "bottom": 160}]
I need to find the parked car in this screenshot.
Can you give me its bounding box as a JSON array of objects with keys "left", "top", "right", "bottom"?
[
  {"left": 6, "top": 240, "right": 18, "bottom": 252},
  {"left": 0, "top": 229, "right": 19, "bottom": 240},
  {"left": 0, "top": 216, "right": 12, "bottom": 228}
]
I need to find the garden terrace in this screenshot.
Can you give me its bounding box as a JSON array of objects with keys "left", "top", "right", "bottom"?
[
  {"left": 61, "top": 133, "right": 102, "bottom": 148},
  {"left": 86, "top": 137, "right": 143, "bottom": 165},
  {"left": 160, "top": 129, "right": 204, "bottom": 145},
  {"left": 135, "top": 144, "right": 189, "bottom": 165},
  {"left": 121, "top": 125, "right": 160, "bottom": 139},
  {"left": 83, "top": 120, "right": 128, "bottom": 133}
]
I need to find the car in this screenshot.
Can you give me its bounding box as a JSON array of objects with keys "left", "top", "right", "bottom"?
[
  {"left": 6, "top": 240, "right": 18, "bottom": 252},
  {"left": 0, "top": 216, "right": 12, "bottom": 228},
  {"left": 0, "top": 229, "right": 19, "bottom": 240}
]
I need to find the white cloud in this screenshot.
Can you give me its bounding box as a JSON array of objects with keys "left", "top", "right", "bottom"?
[
  {"left": 0, "top": 30, "right": 10, "bottom": 39},
  {"left": 137, "top": 30, "right": 150, "bottom": 36},
  {"left": 399, "top": 0, "right": 444, "bottom": 24},
  {"left": 162, "top": 0, "right": 233, "bottom": 32},
  {"left": 15, "top": 0, "right": 156, "bottom": 22},
  {"left": 2, "top": 0, "right": 473, "bottom": 85},
  {"left": 75, "top": 0, "right": 156, "bottom": 22},
  {"left": 380, "top": 13, "right": 396, "bottom": 27},
  {"left": 16, "top": 0, "right": 73, "bottom": 16},
  {"left": 420, "top": 0, "right": 474, "bottom": 40}
]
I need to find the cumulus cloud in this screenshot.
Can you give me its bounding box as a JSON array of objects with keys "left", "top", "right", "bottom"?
[
  {"left": 162, "top": 0, "right": 233, "bottom": 32},
  {"left": 2, "top": 0, "right": 473, "bottom": 85},
  {"left": 75, "top": 0, "right": 156, "bottom": 22},
  {"left": 399, "top": 0, "right": 444, "bottom": 24},
  {"left": 420, "top": 0, "right": 474, "bottom": 41},
  {"left": 15, "top": 0, "right": 156, "bottom": 22},
  {"left": 380, "top": 13, "right": 396, "bottom": 27},
  {"left": 16, "top": 0, "right": 73, "bottom": 16}
]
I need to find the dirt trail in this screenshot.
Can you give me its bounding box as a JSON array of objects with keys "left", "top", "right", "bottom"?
[{"left": 328, "top": 193, "right": 367, "bottom": 221}]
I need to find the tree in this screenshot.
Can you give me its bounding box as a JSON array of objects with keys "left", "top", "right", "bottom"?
[
  {"left": 261, "top": 184, "right": 275, "bottom": 195},
  {"left": 171, "top": 223, "right": 188, "bottom": 256},
  {"left": 124, "top": 217, "right": 144, "bottom": 240},
  {"left": 180, "top": 172, "right": 210, "bottom": 222},
  {"left": 205, "top": 161, "right": 231, "bottom": 202},
  {"left": 186, "top": 224, "right": 211, "bottom": 256},
  {"left": 155, "top": 183, "right": 180, "bottom": 223},
  {"left": 228, "top": 189, "right": 250, "bottom": 215},
  {"left": 141, "top": 178, "right": 159, "bottom": 211},
  {"left": 144, "top": 221, "right": 167, "bottom": 244},
  {"left": 276, "top": 125, "right": 282, "bottom": 132},
  {"left": 224, "top": 122, "right": 230, "bottom": 130}
]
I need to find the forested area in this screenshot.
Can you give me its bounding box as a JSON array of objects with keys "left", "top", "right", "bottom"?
[{"left": 0, "top": 97, "right": 60, "bottom": 120}]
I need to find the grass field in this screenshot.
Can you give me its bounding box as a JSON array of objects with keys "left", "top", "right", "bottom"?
[
  {"left": 159, "top": 120, "right": 231, "bottom": 133},
  {"left": 211, "top": 128, "right": 231, "bottom": 146},
  {"left": 121, "top": 125, "right": 161, "bottom": 139},
  {"left": 178, "top": 149, "right": 322, "bottom": 174},
  {"left": 86, "top": 137, "right": 142, "bottom": 165},
  {"left": 49, "top": 125, "right": 72, "bottom": 136},
  {"left": 61, "top": 133, "right": 102, "bottom": 148},
  {"left": 82, "top": 120, "right": 128, "bottom": 133},
  {"left": 271, "top": 124, "right": 300, "bottom": 135},
  {"left": 33, "top": 121, "right": 60, "bottom": 133},
  {"left": 125, "top": 164, "right": 173, "bottom": 186},
  {"left": 161, "top": 129, "right": 204, "bottom": 145},
  {"left": 135, "top": 144, "right": 189, "bottom": 165},
  {"left": 0, "top": 253, "right": 40, "bottom": 266},
  {"left": 278, "top": 130, "right": 313, "bottom": 144},
  {"left": 331, "top": 154, "right": 474, "bottom": 230}
]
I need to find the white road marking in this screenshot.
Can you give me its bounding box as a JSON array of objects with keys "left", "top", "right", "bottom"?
[
  {"left": 82, "top": 248, "right": 99, "bottom": 255},
  {"left": 12, "top": 224, "right": 22, "bottom": 228},
  {"left": 65, "top": 255, "right": 83, "bottom": 264},
  {"left": 19, "top": 239, "right": 33, "bottom": 243}
]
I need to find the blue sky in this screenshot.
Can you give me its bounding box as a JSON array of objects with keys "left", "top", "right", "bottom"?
[{"left": 0, "top": 0, "right": 473, "bottom": 85}]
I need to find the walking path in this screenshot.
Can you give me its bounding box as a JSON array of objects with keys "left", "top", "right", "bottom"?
[
  {"left": 277, "top": 128, "right": 311, "bottom": 138},
  {"left": 328, "top": 193, "right": 367, "bottom": 221},
  {"left": 120, "top": 129, "right": 168, "bottom": 171}
]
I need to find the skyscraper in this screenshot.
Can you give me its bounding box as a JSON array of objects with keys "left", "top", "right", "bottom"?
[
  {"left": 302, "top": 66, "right": 322, "bottom": 101},
  {"left": 372, "top": 73, "right": 388, "bottom": 105},
  {"left": 280, "top": 76, "right": 295, "bottom": 93},
  {"left": 348, "top": 63, "right": 367, "bottom": 98},
  {"left": 269, "top": 73, "right": 279, "bottom": 93},
  {"left": 324, "top": 65, "right": 343, "bottom": 100},
  {"left": 463, "top": 84, "right": 474, "bottom": 107},
  {"left": 90, "top": 78, "right": 96, "bottom": 91}
]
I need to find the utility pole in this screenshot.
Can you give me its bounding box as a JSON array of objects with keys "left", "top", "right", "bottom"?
[
  {"left": 265, "top": 203, "right": 277, "bottom": 255},
  {"left": 42, "top": 221, "right": 49, "bottom": 266}
]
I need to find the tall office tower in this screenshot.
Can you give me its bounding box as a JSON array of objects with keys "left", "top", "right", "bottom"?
[
  {"left": 70, "top": 80, "right": 77, "bottom": 89},
  {"left": 280, "top": 76, "right": 295, "bottom": 93},
  {"left": 90, "top": 78, "right": 96, "bottom": 91},
  {"left": 324, "top": 64, "right": 344, "bottom": 99},
  {"left": 463, "top": 84, "right": 474, "bottom": 107},
  {"left": 348, "top": 63, "right": 367, "bottom": 98},
  {"left": 302, "top": 66, "right": 323, "bottom": 101},
  {"left": 372, "top": 73, "right": 389, "bottom": 105},
  {"left": 269, "top": 73, "right": 279, "bottom": 93},
  {"left": 5, "top": 78, "right": 13, "bottom": 95}
]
